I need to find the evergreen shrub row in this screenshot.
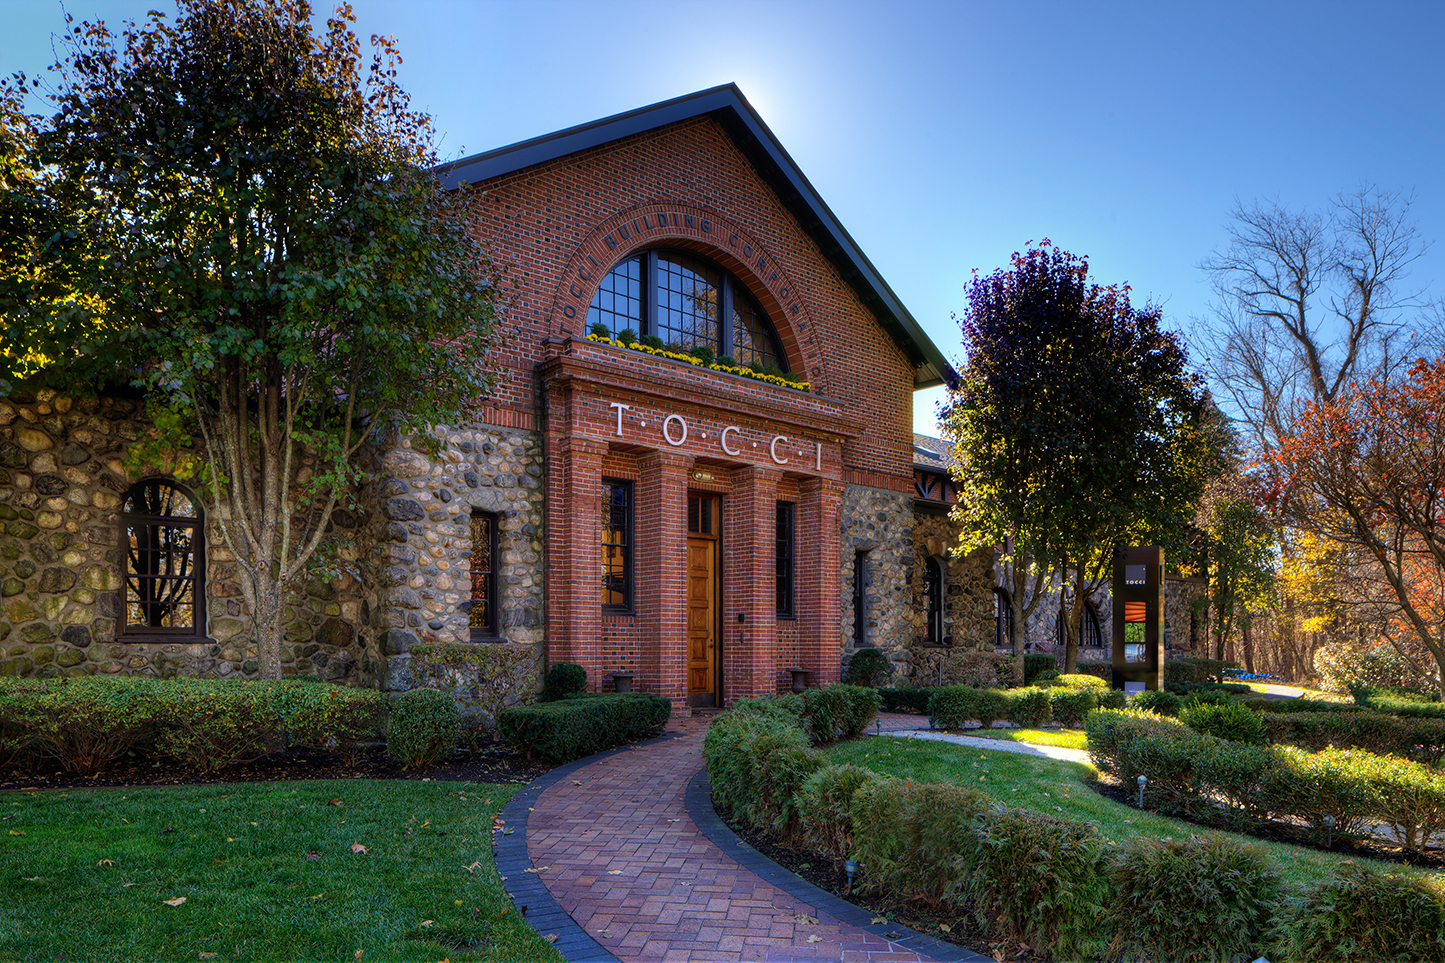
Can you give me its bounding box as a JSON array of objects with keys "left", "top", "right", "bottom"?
[
  {"left": 704, "top": 692, "right": 1445, "bottom": 960},
  {"left": 1087, "top": 709, "right": 1445, "bottom": 852},
  {"left": 0, "top": 676, "right": 386, "bottom": 774},
  {"left": 497, "top": 693, "right": 671, "bottom": 762},
  {"left": 927, "top": 680, "right": 1125, "bottom": 730}
]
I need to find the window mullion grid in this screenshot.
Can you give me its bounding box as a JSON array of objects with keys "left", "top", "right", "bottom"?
[
  {"left": 720, "top": 278, "right": 735, "bottom": 358},
  {"left": 644, "top": 251, "right": 659, "bottom": 340}
]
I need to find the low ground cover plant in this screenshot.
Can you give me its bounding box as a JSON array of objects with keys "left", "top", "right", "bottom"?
[{"left": 0, "top": 779, "right": 560, "bottom": 963}]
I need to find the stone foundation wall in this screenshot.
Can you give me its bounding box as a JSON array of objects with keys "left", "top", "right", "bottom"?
[
  {"left": 368, "top": 424, "right": 545, "bottom": 691},
  {"left": 1, "top": 392, "right": 367, "bottom": 682}
]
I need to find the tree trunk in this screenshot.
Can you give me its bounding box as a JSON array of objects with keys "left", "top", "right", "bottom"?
[{"left": 1242, "top": 620, "right": 1255, "bottom": 674}]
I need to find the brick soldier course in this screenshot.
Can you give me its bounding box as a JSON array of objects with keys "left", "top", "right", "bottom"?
[{"left": 498, "top": 713, "right": 985, "bottom": 963}]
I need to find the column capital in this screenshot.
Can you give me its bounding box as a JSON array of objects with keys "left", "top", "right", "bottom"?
[
  {"left": 638, "top": 449, "right": 695, "bottom": 473},
  {"left": 735, "top": 465, "right": 785, "bottom": 488}
]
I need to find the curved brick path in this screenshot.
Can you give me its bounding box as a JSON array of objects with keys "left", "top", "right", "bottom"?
[{"left": 498, "top": 713, "right": 986, "bottom": 963}]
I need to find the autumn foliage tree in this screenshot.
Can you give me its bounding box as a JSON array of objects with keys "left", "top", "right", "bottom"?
[
  {"left": 946, "top": 242, "right": 1212, "bottom": 673},
  {"left": 1, "top": 1, "right": 500, "bottom": 679},
  {"left": 1275, "top": 355, "right": 1445, "bottom": 697}
]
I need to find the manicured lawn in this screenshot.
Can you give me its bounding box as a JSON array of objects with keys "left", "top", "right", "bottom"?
[
  {"left": 0, "top": 780, "right": 561, "bottom": 963},
  {"left": 962, "top": 726, "right": 1089, "bottom": 750},
  {"left": 828, "top": 737, "right": 1444, "bottom": 890}
]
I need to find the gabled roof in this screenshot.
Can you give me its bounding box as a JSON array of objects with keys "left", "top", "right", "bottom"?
[
  {"left": 437, "top": 84, "right": 957, "bottom": 390},
  {"left": 912, "top": 433, "right": 956, "bottom": 472}
]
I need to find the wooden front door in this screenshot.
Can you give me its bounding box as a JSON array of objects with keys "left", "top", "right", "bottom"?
[{"left": 686, "top": 494, "right": 720, "bottom": 707}]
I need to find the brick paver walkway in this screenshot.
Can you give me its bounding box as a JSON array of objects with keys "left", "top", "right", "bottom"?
[{"left": 500, "top": 713, "right": 985, "bottom": 963}]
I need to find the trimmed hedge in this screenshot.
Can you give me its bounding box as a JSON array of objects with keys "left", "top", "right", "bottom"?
[
  {"left": 1261, "top": 710, "right": 1445, "bottom": 765},
  {"left": 954, "top": 807, "right": 1112, "bottom": 961},
  {"left": 850, "top": 778, "right": 993, "bottom": 903},
  {"left": 878, "top": 687, "right": 932, "bottom": 714},
  {"left": 1088, "top": 709, "right": 1445, "bottom": 851},
  {"left": 0, "top": 676, "right": 385, "bottom": 775},
  {"left": 498, "top": 692, "right": 671, "bottom": 763},
  {"left": 1024, "top": 653, "right": 1057, "bottom": 684},
  {"left": 1180, "top": 700, "right": 1267, "bottom": 745},
  {"left": 929, "top": 685, "right": 1008, "bottom": 729},
  {"left": 1107, "top": 835, "right": 1282, "bottom": 963},
  {"left": 386, "top": 688, "right": 461, "bottom": 768},
  {"left": 1363, "top": 692, "right": 1445, "bottom": 720}
]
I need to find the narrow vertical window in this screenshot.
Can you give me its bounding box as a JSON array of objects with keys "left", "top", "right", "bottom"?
[
  {"left": 469, "top": 512, "right": 499, "bottom": 640},
  {"left": 775, "top": 502, "right": 795, "bottom": 618},
  {"left": 853, "top": 550, "right": 868, "bottom": 647},
  {"left": 1081, "top": 603, "right": 1103, "bottom": 649},
  {"left": 924, "top": 557, "right": 944, "bottom": 645},
  {"left": 120, "top": 479, "right": 203, "bottom": 636},
  {"left": 994, "top": 588, "right": 1014, "bottom": 652},
  {"left": 601, "top": 480, "right": 633, "bottom": 612}
]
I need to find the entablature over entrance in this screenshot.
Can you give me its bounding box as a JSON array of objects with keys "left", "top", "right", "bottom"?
[{"left": 540, "top": 337, "right": 861, "bottom": 483}]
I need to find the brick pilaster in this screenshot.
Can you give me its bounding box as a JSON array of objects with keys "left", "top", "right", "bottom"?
[
  {"left": 798, "top": 477, "right": 844, "bottom": 686},
  {"left": 724, "top": 466, "right": 783, "bottom": 703},
  {"left": 637, "top": 450, "right": 694, "bottom": 704}
]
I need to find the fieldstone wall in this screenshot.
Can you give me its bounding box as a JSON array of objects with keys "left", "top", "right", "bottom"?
[
  {"left": 839, "top": 484, "right": 913, "bottom": 674},
  {"left": 0, "top": 392, "right": 367, "bottom": 682},
  {"left": 367, "top": 425, "right": 546, "bottom": 692}
]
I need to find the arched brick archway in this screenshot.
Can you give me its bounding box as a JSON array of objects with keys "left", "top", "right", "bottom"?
[{"left": 547, "top": 203, "right": 832, "bottom": 394}]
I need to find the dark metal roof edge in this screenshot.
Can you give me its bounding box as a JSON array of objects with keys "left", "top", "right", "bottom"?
[{"left": 437, "top": 84, "right": 958, "bottom": 390}]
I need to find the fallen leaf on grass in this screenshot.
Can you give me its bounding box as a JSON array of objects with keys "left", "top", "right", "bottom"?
[
  {"left": 329, "top": 799, "right": 343, "bottom": 807},
  {"left": 199, "top": 953, "right": 218, "bottom": 960},
  {"left": 350, "top": 842, "right": 367, "bottom": 855},
  {"left": 96, "top": 859, "right": 114, "bottom": 867},
  {"left": 306, "top": 851, "right": 321, "bottom": 861},
  {"left": 163, "top": 897, "right": 187, "bottom": 907},
  {"left": 353, "top": 951, "right": 363, "bottom": 961},
  {"left": 21, "top": 876, "right": 42, "bottom": 882},
  {"left": 463, "top": 861, "right": 482, "bottom": 874},
  {"left": 418, "top": 920, "right": 434, "bottom": 928},
  {"left": 7, "top": 830, "right": 24, "bottom": 836},
  {"left": 311, "top": 893, "right": 324, "bottom": 900}
]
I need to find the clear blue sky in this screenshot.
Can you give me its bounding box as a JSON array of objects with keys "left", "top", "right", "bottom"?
[{"left": 5, "top": 0, "right": 1443, "bottom": 435}]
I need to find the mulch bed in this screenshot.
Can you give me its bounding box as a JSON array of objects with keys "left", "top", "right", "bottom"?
[{"left": 0, "top": 742, "right": 557, "bottom": 792}]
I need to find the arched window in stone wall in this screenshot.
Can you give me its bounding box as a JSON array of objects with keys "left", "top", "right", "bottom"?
[
  {"left": 588, "top": 248, "right": 787, "bottom": 371},
  {"left": 120, "top": 479, "right": 204, "bottom": 636},
  {"left": 993, "top": 588, "right": 1014, "bottom": 653},
  {"left": 923, "top": 556, "right": 945, "bottom": 645}
]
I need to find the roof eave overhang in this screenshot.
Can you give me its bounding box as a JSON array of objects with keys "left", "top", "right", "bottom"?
[{"left": 436, "top": 84, "right": 957, "bottom": 391}]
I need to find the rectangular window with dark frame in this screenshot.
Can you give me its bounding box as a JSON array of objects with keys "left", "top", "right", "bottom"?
[
  {"left": 469, "top": 511, "right": 499, "bottom": 640},
  {"left": 120, "top": 479, "right": 204, "bottom": 637},
  {"left": 775, "top": 502, "right": 795, "bottom": 618},
  {"left": 853, "top": 550, "right": 868, "bottom": 647},
  {"left": 601, "top": 480, "right": 633, "bottom": 612}
]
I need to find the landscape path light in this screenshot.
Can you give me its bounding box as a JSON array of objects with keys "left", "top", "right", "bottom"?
[{"left": 1137, "top": 774, "right": 1148, "bottom": 809}]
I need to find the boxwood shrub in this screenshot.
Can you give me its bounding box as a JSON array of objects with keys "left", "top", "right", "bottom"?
[
  {"left": 499, "top": 692, "right": 670, "bottom": 763},
  {"left": 1005, "top": 686, "right": 1052, "bottom": 727},
  {"left": 1180, "top": 700, "right": 1267, "bottom": 745},
  {"left": 386, "top": 688, "right": 461, "bottom": 768}
]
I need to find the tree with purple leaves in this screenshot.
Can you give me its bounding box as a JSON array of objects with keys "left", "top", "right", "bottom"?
[{"left": 944, "top": 241, "right": 1214, "bottom": 674}]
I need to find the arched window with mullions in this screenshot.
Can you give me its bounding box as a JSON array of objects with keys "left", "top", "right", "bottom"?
[
  {"left": 120, "top": 479, "right": 204, "bottom": 636},
  {"left": 587, "top": 249, "right": 788, "bottom": 372}
]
